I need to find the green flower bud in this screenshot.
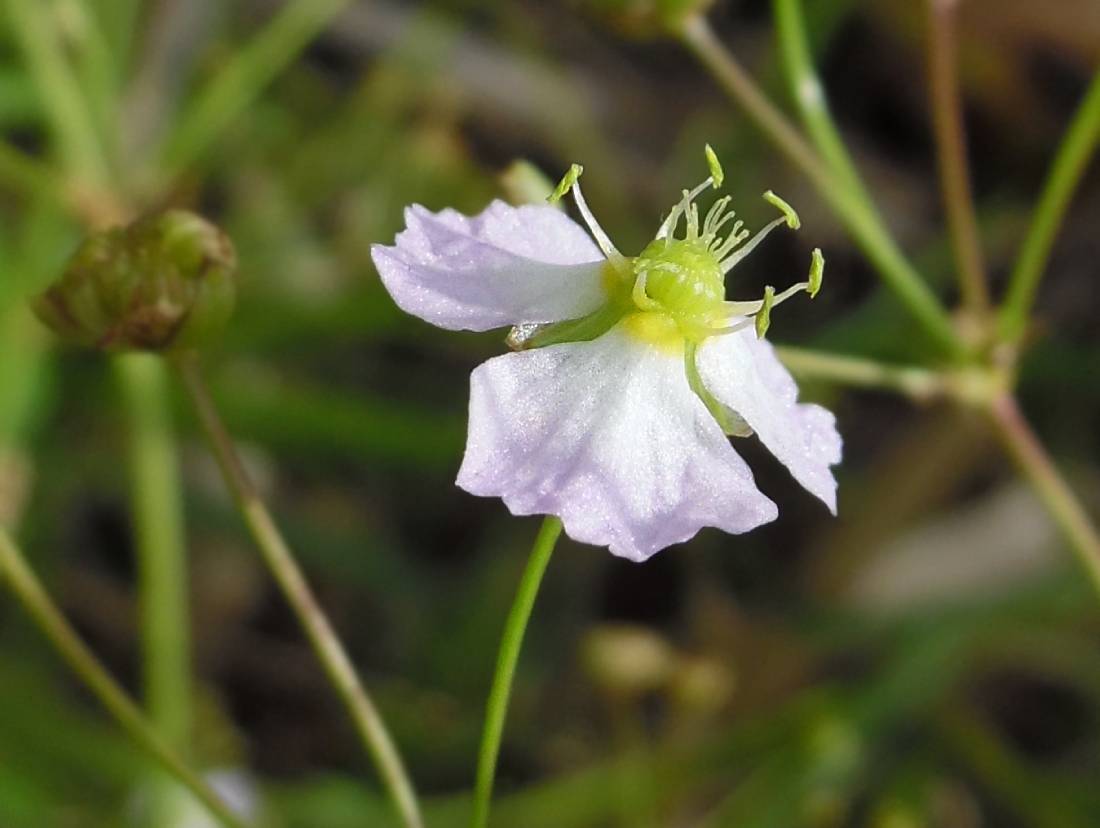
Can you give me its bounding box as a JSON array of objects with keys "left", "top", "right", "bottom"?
[{"left": 34, "top": 210, "right": 236, "bottom": 353}]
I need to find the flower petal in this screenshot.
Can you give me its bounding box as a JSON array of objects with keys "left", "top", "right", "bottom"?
[
  {"left": 457, "top": 323, "right": 778, "bottom": 561},
  {"left": 695, "top": 329, "right": 842, "bottom": 512},
  {"left": 371, "top": 201, "right": 608, "bottom": 331}
]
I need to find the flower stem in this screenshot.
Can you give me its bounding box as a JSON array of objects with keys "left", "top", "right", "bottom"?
[
  {"left": 174, "top": 351, "right": 423, "bottom": 828},
  {"left": 1, "top": 0, "right": 111, "bottom": 187},
  {"left": 0, "top": 526, "right": 248, "bottom": 828},
  {"left": 115, "top": 353, "right": 193, "bottom": 826},
  {"left": 469, "top": 515, "right": 563, "bottom": 828},
  {"left": 999, "top": 66, "right": 1100, "bottom": 344},
  {"left": 986, "top": 393, "right": 1100, "bottom": 600},
  {"left": 774, "top": 346, "right": 946, "bottom": 400},
  {"left": 679, "top": 12, "right": 965, "bottom": 360},
  {"left": 926, "top": 0, "right": 990, "bottom": 317}
]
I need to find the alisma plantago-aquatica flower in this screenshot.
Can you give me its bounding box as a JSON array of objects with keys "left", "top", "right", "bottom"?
[{"left": 372, "top": 148, "right": 841, "bottom": 560}]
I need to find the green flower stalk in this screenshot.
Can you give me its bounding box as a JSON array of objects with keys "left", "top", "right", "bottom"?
[{"left": 34, "top": 210, "right": 236, "bottom": 352}]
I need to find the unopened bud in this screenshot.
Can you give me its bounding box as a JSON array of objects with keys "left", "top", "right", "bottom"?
[{"left": 34, "top": 210, "right": 236, "bottom": 352}]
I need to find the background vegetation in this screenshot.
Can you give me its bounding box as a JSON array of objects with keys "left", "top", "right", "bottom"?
[{"left": 0, "top": 0, "right": 1098, "bottom": 826}]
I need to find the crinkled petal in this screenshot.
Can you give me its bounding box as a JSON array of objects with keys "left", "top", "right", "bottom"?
[
  {"left": 457, "top": 323, "right": 778, "bottom": 561},
  {"left": 695, "top": 329, "right": 842, "bottom": 512},
  {"left": 371, "top": 201, "right": 608, "bottom": 331}
]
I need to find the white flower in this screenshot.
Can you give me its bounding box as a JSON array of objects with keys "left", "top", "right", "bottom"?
[{"left": 371, "top": 151, "right": 841, "bottom": 561}]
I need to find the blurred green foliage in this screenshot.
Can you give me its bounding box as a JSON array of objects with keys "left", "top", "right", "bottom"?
[{"left": 0, "top": 0, "right": 1099, "bottom": 826}]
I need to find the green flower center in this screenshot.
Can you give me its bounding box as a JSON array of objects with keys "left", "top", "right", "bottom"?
[
  {"left": 507, "top": 148, "right": 822, "bottom": 354},
  {"left": 633, "top": 237, "right": 724, "bottom": 323}
]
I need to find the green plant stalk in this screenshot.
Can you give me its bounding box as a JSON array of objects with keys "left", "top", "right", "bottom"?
[
  {"left": 2, "top": 0, "right": 111, "bottom": 187},
  {"left": 678, "top": 13, "right": 964, "bottom": 360},
  {"left": 926, "top": 0, "right": 990, "bottom": 316},
  {"left": 770, "top": 0, "right": 865, "bottom": 197},
  {"left": 999, "top": 66, "right": 1100, "bottom": 343},
  {"left": 986, "top": 393, "right": 1100, "bottom": 601},
  {"left": 470, "top": 515, "right": 563, "bottom": 828},
  {"left": 115, "top": 354, "right": 193, "bottom": 827},
  {"left": 174, "top": 351, "right": 423, "bottom": 828},
  {"left": 0, "top": 526, "right": 248, "bottom": 828},
  {"left": 161, "top": 0, "right": 354, "bottom": 177},
  {"left": 774, "top": 346, "right": 946, "bottom": 399}
]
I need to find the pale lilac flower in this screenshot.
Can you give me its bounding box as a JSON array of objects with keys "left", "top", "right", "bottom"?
[{"left": 371, "top": 150, "right": 841, "bottom": 561}]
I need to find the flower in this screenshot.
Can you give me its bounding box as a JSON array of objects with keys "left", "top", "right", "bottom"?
[{"left": 371, "top": 149, "right": 841, "bottom": 561}]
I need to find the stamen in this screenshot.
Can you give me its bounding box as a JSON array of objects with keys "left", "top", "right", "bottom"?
[
  {"left": 705, "top": 144, "right": 724, "bottom": 189},
  {"left": 808, "top": 248, "right": 824, "bottom": 297},
  {"left": 755, "top": 286, "right": 776, "bottom": 338},
  {"left": 763, "top": 191, "right": 800, "bottom": 229},
  {"left": 718, "top": 215, "right": 787, "bottom": 273},
  {"left": 572, "top": 182, "right": 620, "bottom": 260},
  {"left": 549, "top": 164, "right": 583, "bottom": 205},
  {"left": 702, "top": 317, "right": 756, "bottom": 338}
]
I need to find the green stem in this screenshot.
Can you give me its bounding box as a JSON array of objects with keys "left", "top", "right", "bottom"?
[
  {"left": 161, "top": 0, "right": 353, "bottom": 178},
  {"left": 774, "top": 346, "right": 946, "bottom": 399},
  {"left": 926, "top": 0, "right": 990, "bottom": 316},
  {"left": 2, "top": 0, "right": 111, "bottom": 186},
  {"left": 115, "top": 354, "right": 193, "bottom": 826},
  {"left": 770, "top": 0, "right": 864, "bottom": 196},
  {"left": 679, "top": 12, "right": 965, "bottom": 360},
  {"left": 0, "top": 526, "right": 248, "bottom": 828},
  {"left": 470, "top": 515, "right": 563, "bottom": 828},
  {"left": 174, "top": 351, "right": 423, "bottom": 828},
  {"left": 999, "top": 66, "right": 1100, "bottom": 344},
  {"left": 986, "top": 393, "right": 1100, "bottom": 601}
]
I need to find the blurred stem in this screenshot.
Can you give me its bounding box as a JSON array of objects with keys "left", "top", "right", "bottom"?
[
  {"left": 470, "top": 516, "right": 563, "bottom": 828},
  {"left": 115, "top": 354, "right": 193, "bottom": 827},
  {"left": 0, "top": 527, "right": 247, "bottom": 828},
  {"left": 161, "top": 0, "right": 353, "bottom": 178},
  {"left": 986, "top": 393, "right": 1100, "bottom": 601},
  {"left": 174, "top": 351, "right": 423, "bottom": 828},
  {"left": 2, "top": 0, "right": 110, "bottom": 187},
  {"left": 775, "top": 346, "right": 946, "bottom": 400},
  {"left": 999, "top": 67, "right": 1100, "bottom": 344},
  {"left": 679, "top": 12, "right": 965, "bottom": 360},
  {"left": 926, "top": 0, "right": 990, "bottom": 317}
]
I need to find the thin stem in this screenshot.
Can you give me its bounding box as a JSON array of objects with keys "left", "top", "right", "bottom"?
[
  {"left": 986, "top": 393, "right": 1100, "bottom": 601},
  {"left": 469, "top": 515, "right": 563, "bottom": 828},
  {"left": 770, "top": 0, "right": 865, "bottom": 195},
  {"left": 999, "top": 66, "right": 1100, "bottom": 344},
  {"left": 115, "top": 354, "right": 193, "bottom": 826},
  {"left": 161, "top": 0, "right": 353, "bottom": 178},
  {"left": 2, "top": 0, "right": 111, "bottom": 186},
  {"left": 677, "top": 14, "right": 827, "bottom": 190},
  {"left": 174, "top": 351, "right": 423, "bottom": 828},
  {"left": 679, "top": 13, "right": 965, "bottom": 360},
  {"left": 0, "top": 527, "right": 248, "bottom": 828},
  {"left": 927, "top": 0, "right": 990, "bottom": 316},
  {"left": 774, "top": 346, "right": 946, "bottom": 400}
]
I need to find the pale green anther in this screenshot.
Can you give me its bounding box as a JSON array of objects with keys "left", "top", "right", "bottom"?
[
  {"left": 549, "top": 164, "right": 584, "bottom": 205},
  {"left": 755, "top": 286, "right": 775, "bottom": 339},
  {"left": 763, "top": 191, "right": 800, "bottom": 230},
  {"left": 808, "top": 248, "right": 825, "bottom": 298},
  {"left": 704, "top": 144, "right": 724, "bottom": 189}
]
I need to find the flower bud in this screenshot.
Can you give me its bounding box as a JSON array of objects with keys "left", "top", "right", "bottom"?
[{"left": 34, "top": 210, "right": 236, "bottom": 352}]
